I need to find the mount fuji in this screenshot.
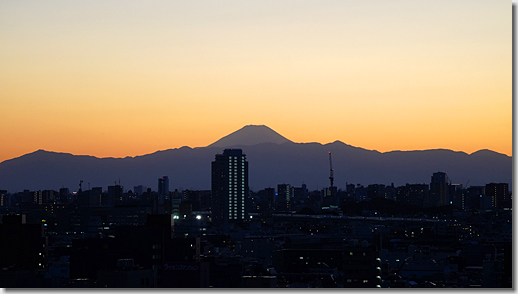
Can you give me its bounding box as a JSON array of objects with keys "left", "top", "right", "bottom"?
[{"left": 209, "top": 125, "right": 292, "bottom": 147}]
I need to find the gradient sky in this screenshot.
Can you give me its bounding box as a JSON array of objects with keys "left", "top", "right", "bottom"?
[{"left": 0, "top": 0, "right": 511, "bottom": 163}]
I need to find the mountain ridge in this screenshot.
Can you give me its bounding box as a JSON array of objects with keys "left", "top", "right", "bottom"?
[
  {"left": 8, "top": 144, "right": 508, "bottom": 163},
  {"left": 0, "top": 126, "right": 511, "bottom": 192}
]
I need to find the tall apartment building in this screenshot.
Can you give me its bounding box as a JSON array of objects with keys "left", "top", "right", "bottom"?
[
  {"left": 211, "top": 149, "right": 249, "bottom": 225},
  {"left": 276, "top": 184, "right": 292, "bottom": 212},
  {"left": 485, "top": 183, "right": 510, "bottom": 209},
  {"left": 0, "top": 190, "right": 8, "bottom": 209},
  {"left": 158, "top": 176, "right": 170, "bottom": 205}
]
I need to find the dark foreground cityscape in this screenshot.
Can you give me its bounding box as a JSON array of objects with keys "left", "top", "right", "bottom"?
[{"left": 0, "top": 148, "right": 512, "bottom": 288}]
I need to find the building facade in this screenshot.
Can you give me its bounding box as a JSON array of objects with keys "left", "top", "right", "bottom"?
[
  {"left": 211, "top": 149, "right": 249, "bottom": 225},
  {"left": 429, "top": 172, "right": 449, "bottom": 207},
  {"left": 485, "top": 183, "right": 510, "bottom": 209},
  {"left": 158, "top": 176, "right": 169, "bottom": 206}
]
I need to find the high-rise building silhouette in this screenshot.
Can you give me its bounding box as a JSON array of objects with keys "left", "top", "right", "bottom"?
[
  {"left": 133, "top": 185, "right": 145, "bottom": 196},
  {"left": 485, "top": 183, "right": 509, "bottom": 209},
  {"left": 0, "top": 190, "right": 8, "bottom": 208},
  {"left": 429, "top": 172, "right": 449, "bottom": 207},
  {"left": 158, "top": 176, "right": 169, "bottom": 205},
  {"left": 33, "top": 190, "right": 43, "bottom": 205},
  {"left": 211, "top": 149, "right": 249, "bottom": 225},
  {"left": 276, "top": 184, "right": 292, "bottom": 212},
  {"left": 108, "top": 185, "right": 123, "bottom": 206},
  {"left": 408, "top": 184, "right": 429, "bottom": 206},
  {"left": 59, "top": 187, "right": 70, "bottom": 204}
]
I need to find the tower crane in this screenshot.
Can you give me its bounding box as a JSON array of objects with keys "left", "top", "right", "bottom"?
[{"left": 329, "top": 151, "right": 334, "bottom": 188}]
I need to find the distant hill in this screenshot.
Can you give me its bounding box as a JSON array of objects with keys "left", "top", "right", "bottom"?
[
  {"left": 208, "top": 125, "right": 292, "bottom": 147},
  {"left": 0, "top": 126, "right": 512, "bottom": 193}
]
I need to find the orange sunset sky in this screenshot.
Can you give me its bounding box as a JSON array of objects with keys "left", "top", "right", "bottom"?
[{"left": 0, "top": 0, "right": 512, "bottom": 163}]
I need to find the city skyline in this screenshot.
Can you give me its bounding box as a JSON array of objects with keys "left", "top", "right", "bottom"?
[
  {"left": 0, "top": 146, "right": 512, "bottom": 288},
  {"left": 0, "top": 1, "right": 511, "bottom": 164}
]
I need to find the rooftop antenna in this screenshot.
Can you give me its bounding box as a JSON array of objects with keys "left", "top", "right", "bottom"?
[
  {"left": 79, "top": 180, "right": 83, "bottom": 192},
  {"left": 328, "top": 151, "right": 334, "bottom": 188}
]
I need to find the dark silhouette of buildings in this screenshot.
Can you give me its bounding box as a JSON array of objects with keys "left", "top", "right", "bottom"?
[
  {"left": 133, "top": 185, "right": 145, "bottom": 196},
  {"left": 0, "top": 147, "right": 512, "bottom": 288},
  {"left": 0, "top": 190, "right": 9, "bottom": 209},
  {"left": 395, "top": 184, "right": 429, "bottom": 206},
  {"left": 293, "top": 184, "right": 308, "bottom": 202},
  {"left": 274, "top": 237, "right": 381, "bottom": 288},
  {"left": 96, "top": 259, "right": 157, "bottom": 288},
  {"left": 485, "top": 183, "right": 510, "bottom": 209},
  {"left": 182, "top": 189, "right": 211, "bottom": 211},
  {"left": 77, "top": 188, "right": 102, "bottom": 208},
  {"left": 108, "top": 185, "right": 123, "bottom": 206},
  {"left": 429, "top": 172, "right": 449, "bottom": 207},
  {"left": 59, "top": 188, "right": 70, "bottom": 204},
  {"left": 0, "top": 215, "right": 48, "bottom": 270},
  {"left": 276, "top": 184, "right": 292, "bottom": 212},
  {"left": 158, "top": 176, "right": 169, "bottom": 206},
  {"left": 461, "top": 186, "right": 486, "bottom": 210}
]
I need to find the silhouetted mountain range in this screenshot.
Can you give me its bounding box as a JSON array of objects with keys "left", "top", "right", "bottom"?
[{"left": 0, "top": 125, "right": 512, "bottom": 192}]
